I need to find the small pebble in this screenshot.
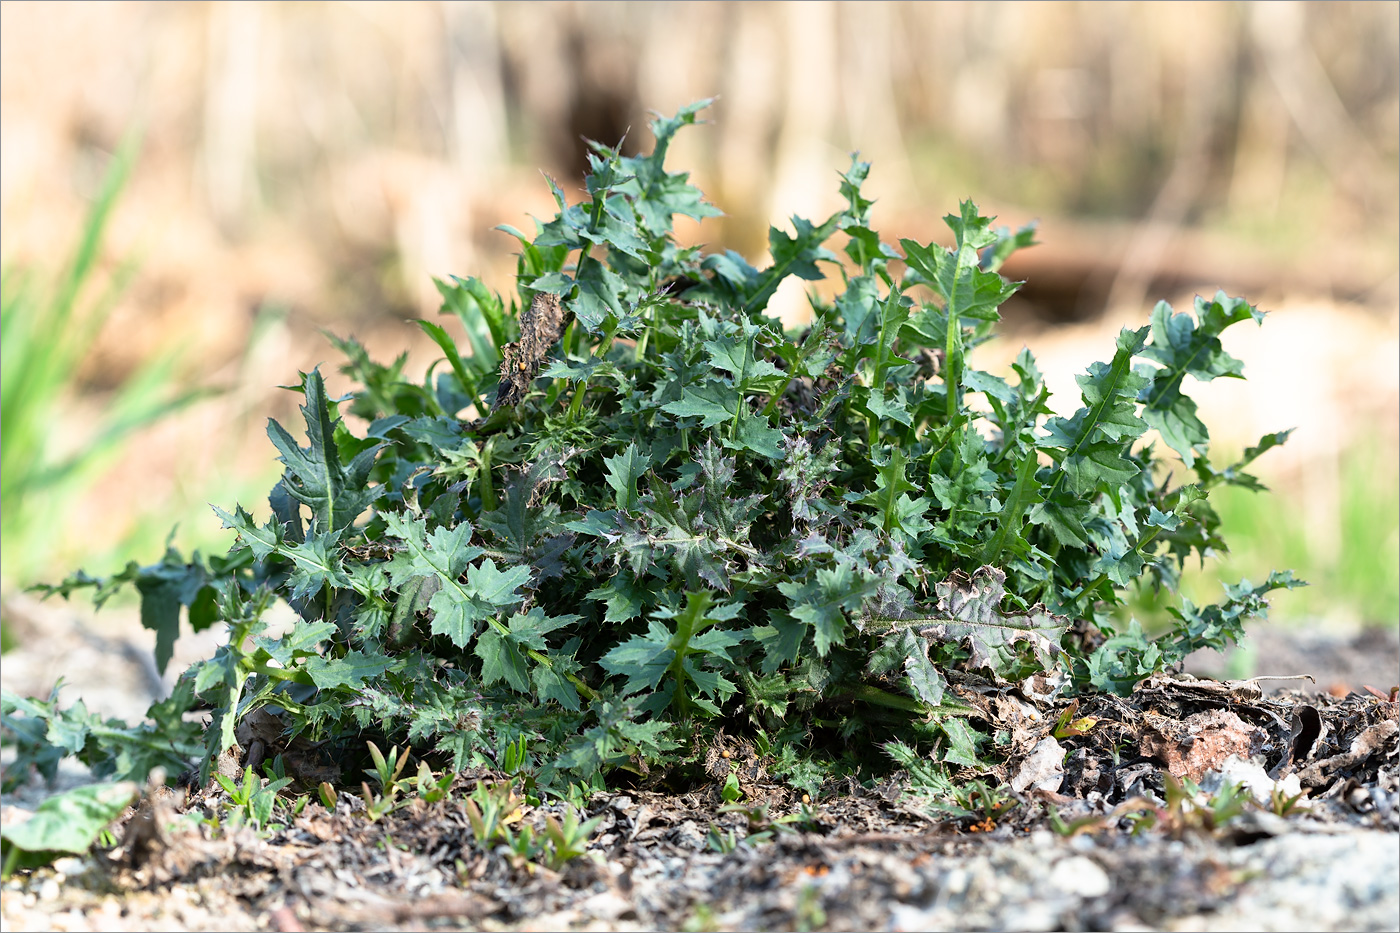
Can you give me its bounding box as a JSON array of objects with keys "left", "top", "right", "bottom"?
[{"left": 50, "top": 858, "right": 83, "bottom": 877}]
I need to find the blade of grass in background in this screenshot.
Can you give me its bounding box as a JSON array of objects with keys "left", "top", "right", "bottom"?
[
  {"left": 1203, "top": 440, "right": 1399, "bottom": 628},
  {"left": 1126, "top": 441, "right": 1400, "bottom": 632},
  {"left": 0, "top": 128, "right": 213, "bottom": 592}
]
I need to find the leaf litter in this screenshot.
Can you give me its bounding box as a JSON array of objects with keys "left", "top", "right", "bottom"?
[{"left": 3, "top": 672, "right": 1395, "bottom": 931}]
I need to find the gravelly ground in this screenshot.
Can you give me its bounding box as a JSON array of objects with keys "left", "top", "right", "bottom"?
[{"left": 1, "top": 596, "right": 1396, "bottom": 932}]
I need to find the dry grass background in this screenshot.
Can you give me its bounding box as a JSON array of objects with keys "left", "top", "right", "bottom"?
[{"left": 1, "top": 1, "right": 1396, "bottom": 626}]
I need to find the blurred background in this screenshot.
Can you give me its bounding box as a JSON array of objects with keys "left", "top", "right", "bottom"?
[{"left": 2, "top": 0, "right": 1396, "bottom": 672}]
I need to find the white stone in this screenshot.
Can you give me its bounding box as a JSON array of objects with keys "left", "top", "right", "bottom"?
[{"left": 1048, "top": 855, "right": 1111, "bottom": 899}]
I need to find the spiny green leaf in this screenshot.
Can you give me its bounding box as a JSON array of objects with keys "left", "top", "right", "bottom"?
[
  {"left": 305, "top": 649, "right": 393, "bottom": 691},
  {"left": 266, "top": 367, "right": 384, "bottom": 533},
  {"left": 661, "top": 381, "right": 739, "bottom": 428},
  {"left": 604, "top": 443, "right": 652, "bottom": 512}
]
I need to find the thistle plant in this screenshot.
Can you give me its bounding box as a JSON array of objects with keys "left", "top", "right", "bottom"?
[{"left": 15, "top": 100, "right": 1301, "bottom": 793}]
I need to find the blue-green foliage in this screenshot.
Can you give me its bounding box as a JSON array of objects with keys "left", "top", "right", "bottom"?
[{"left": 23, "top": 101, "right": 1301, "bottom": 791}]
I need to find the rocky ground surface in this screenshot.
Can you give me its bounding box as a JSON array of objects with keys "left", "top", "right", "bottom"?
[{"left": 1, "top": 596, "right": 1397, "bottom": 932}]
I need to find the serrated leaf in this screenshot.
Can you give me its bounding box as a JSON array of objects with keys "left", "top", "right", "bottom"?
[
  {"left": 383, "top": 513, "right": 482, "bottom": 587},
  {"left": 304, "top": 649, "right": 393, "bottom": 691},
  {"left": 214, "top": 504, "right": 282, "bottom": 560},
  {"left": 254, "top": 620, "right": 337, "bottom": 667},
  {"left": 1136, "top": 297, "right": 1260, "bottom": 467},
  {"left": 963, "top": 369, "right": 1016, "bottom": 404},
  {"left": 779, "top": 563, "right": 874, "bottom": 657},
  {"left": 937, "top": 717, "right": 988, "bottom": 768},
  {"left": 467, "top": 559, "right": 532, "bottom": 607},
  {"left": 604, "top": 443, "right": 652, "bottom": 512},
  {"left": 587, "top": 573, "right": 651, "bottom": 623},
  {"left": 265, "top": 367, "right": 383, "bottom": 533},
  {"left": 1, "top": 782, "right": 138, "bottom": 864},
  {"left": 599, "top": 620, "right": 675, "bottom": 695},
  {"left": 660, "top": 381, "right": 739, "bottom": 428},
  {"left": 280, "top": 525, "right": 352, "bottom": 604},
  {"left": 1040, "top": 326, "right": 1151, "bottom": 496},
  {"left": 532, "top": 662, "right": 582, "bottom": 711},
  {"left": 899, "top": 203, "right": 1019, "bottom": 323},
  {"left": 475, "top": 629, "right": 531, "bottom": 693},
  {"left": 573, "top": 261, "right": 628, "bottom": 334},
  {"left": 382, "top": 513, "right": 495, "bottom": 648},
  {"left": 729, "top": 408, "right": 785, "bottom": 459},
  {"left": 703, "top": 322, "right": 781, "bottom": 387}
]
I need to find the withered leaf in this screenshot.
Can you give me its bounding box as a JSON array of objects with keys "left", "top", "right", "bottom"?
[{"left": 859, "top": 566, "right": 1069, "bottom": 678}]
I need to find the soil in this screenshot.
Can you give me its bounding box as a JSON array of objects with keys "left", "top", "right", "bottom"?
[{"left": 1, "top": 596, "right": 1397, "bottom": 932}]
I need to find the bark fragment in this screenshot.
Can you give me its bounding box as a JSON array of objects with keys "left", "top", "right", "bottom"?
[{"left": 495, "top": 292, "right": 566, "bottom": 409}]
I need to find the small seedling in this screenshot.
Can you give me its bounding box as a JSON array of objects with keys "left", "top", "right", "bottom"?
[
  {"left": 215, "top": 765, "right": 292, "bottom": 832},
  {"left": 1047, "top": 806, "right": 1112, "bottom": 838},
  {"left": 499, "top": 734, "right": 532, "bottom": 775},
  {"left": 720, "top": 771, "right": 743, "bottom": 805},
  {"left": 705, "top": 824, "right": 740, "bottom": 854},
  {"left": 501, "top": 821, "right": 543, "bottom": 867},
  {"left": 359, "top": 742, "right": 412, "bottom": 822},
  {"left": 717, "top": 799, "right": 816, "bottom": 845},
  {"left": 795, "top": 883, "right": 827, "bottom": 932},
  {"left": 463, "top": 780, "right": 524, "bottom": 847},
  {"left": 1265, "top": 783, "right": 1310, "bottom": 817},
  {"left": 1052, "top": 700, "right": 1099, "bottom": 740},
  {"left": 682, "top": 902, "right": 720, "bottom": 933},
  {"left": 542, "top": 806, "right": 601, "bottom": 870}
]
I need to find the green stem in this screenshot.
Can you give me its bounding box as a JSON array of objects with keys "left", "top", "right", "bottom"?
[
  {"left": 759, "top": 375, "right": 796, "bottom": 420},
  {"left": 980, "top": 451, "right": 1040, "bottom": 565},
  {"left": 633, "top": 295, "right": 657, "bottom": 363},
  {"left": 478, "top": 438, "right": 498, "bottom": 512},
  {"left": 845, "top": 683, "right": 928, "bottom": 713},
  {"left": 1071, "top": 526, "right": 1162, "bottom": 613},
  {"left": 566, "top": 329, "right": 615, "bottom": 423},
  {"left": 524, "top": 647, "right": 598, "bottom": 702},
  {"left": 945, "top": 433, "right": 964, "bottom": 535},
  {"left": 566, "top": 378, "right": 588, "bottom": 422},
  {"left": 842, "top": 682, "right": 978, "bottom": 715},
  {"left": 944, "top": 308, "right": 961, "bottom": 424}
]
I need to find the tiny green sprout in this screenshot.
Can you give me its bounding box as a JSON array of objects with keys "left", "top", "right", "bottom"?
[
  {"left": 795, "top": 883, "right": 828, "bottom": 933},
  {"left": 364, "top": 742, "right": 409, "bottom": 792},
  {"left": 542, "top": 806, "right": 601, "bottom": 870},
  {"left": 216, "top": 765, "right": 292, "bottom": 832},
  {"left": 705, "top": 824, "right": 740, "bottom": 854},
  {"left": 1047, "top": 806, "right": 1111, "bottom": 838},
  {"left": 1267, "top": 784, "right": 1310, "bottom": 817},
  {"left": 464, "top": 780, "right": 523, "bottom": 847},
  {"left": 501, "top": 821, "right": 543, "bottom": 867},
  {"left": 956, "top": 778, "right": 1019, "bottom": 824},
  {"left": 721, "top": 771, "right": 743, "bottom": 805},
  {"left": 500, "top": 734, "right": 532, "bottom": 774},
  {"left": 1051, "top": 700, "right": 1099, "bottom": 740},
  {"left": 717, "top": 800, "right": 804, "bottom": 846},
  {"left": 357, "top": 742, "right": 415, "bottom": 822},
  {"left": 413, "top": 761, "right": 454, "bottom": 805},
  {"left": 682, "top": 902, "right": 720, "bottom": 933}
]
